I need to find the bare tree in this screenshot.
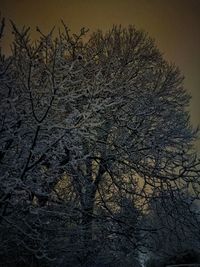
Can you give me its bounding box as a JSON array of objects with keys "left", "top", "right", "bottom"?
[
  {"left": 144, "top": 188, "right": 200, "bottom": 266},
  {"left": 0, "top": 22, "right": 199, "bottom": 266}
]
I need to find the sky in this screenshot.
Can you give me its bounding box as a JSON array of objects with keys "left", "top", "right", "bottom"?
[{"left": 1, "top": 0, "right": 200, "bottom": 149}]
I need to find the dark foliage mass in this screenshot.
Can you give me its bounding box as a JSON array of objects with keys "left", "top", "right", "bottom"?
[
  {"left": 0, "top": 16, "right": 200, "bottom": 266},
  {"left": 146, "top": 249, "right": 200, "bottom": 267}
]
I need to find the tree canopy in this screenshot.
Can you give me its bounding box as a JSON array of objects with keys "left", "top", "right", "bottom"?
[{"left": 0, "top": 19, "right": 200, "bottom": 266}]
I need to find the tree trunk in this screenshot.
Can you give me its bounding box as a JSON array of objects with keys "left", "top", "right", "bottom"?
[{"left": 80, "top": 184, "right": 96, "bottom": 265}]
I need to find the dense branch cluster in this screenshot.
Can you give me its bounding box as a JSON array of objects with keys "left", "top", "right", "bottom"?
[{"left": 0, "top": 18, "right": 200, "bottom": 266}]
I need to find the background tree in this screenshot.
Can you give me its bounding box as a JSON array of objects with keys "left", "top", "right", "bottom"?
[
  {"left": 0, "top": 20, "right": 200, "bottom": 266},
  {"left": 144, "top": 188, "right": 200, "bottom": 266}
]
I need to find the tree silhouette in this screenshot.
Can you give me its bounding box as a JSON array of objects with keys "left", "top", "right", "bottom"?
[{"left": 0, "top": 20, "right": 200, "bottom": 266}]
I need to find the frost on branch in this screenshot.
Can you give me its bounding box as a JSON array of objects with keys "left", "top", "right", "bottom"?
[{"left": 0, "top": 22, "right": 200, "bottom": 266}]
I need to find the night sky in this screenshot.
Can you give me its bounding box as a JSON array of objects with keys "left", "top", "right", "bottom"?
[{"left": 1, "top": 0, "right": 200, "bottom": 149}]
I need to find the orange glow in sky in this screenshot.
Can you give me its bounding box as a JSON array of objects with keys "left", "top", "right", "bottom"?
[{"left": 1, "top": 0, "right": 200, "bottom": 148}]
